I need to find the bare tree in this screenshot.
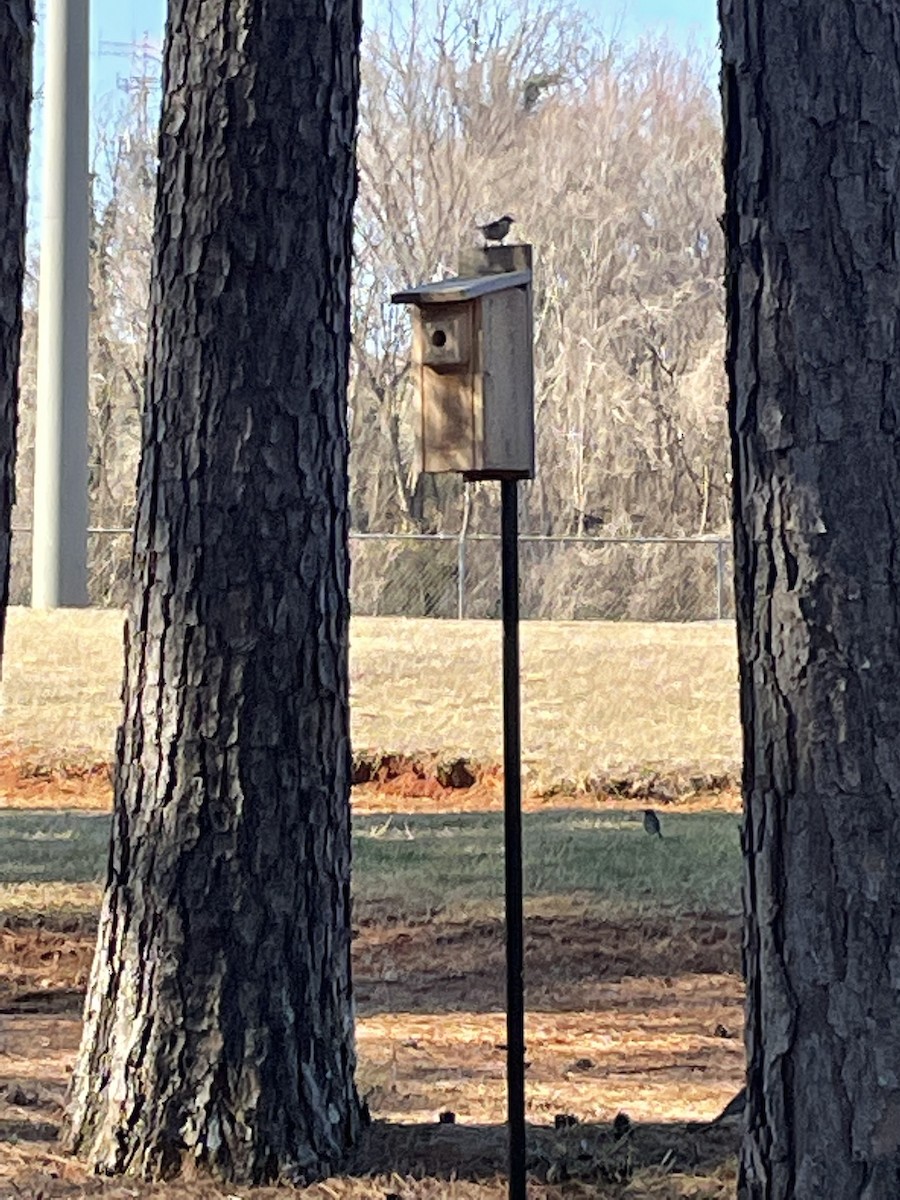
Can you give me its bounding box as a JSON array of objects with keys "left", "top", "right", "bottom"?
[
  {"left": 350, "top": 0, "right": 726, "bottom": 617},
  {"left": 86, "top": 83, "right": 157, "bottom": 602},
  {"left": 353, "top": 0, "right": 604, "bottom": 533},
  {"left": 723, "top": 2, "right": 900, "bottom": 1195},
  {"left": 12, "top": 0, "right": 728, "bottom": 620},
  {"left": 525, "top": 39, "right": 724, "bottom": 541},
  {"left": 66, "top": 0, "right": 364, "bottom": 1182},
  {"left": 353, "top": 1, "right": 725, "bottom": 544},
  {"left": 0, "top": 0, "right": 33, "bottom": 659}
]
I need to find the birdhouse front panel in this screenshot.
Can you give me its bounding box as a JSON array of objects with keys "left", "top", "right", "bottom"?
[
  {"left": 419, "top": 309, "right": 471, "bottom": 369},
  {"left": 414, "top": 303, "right": 478, "bottom": 473}
]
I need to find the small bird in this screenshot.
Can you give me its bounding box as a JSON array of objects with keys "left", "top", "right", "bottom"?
[
  {"left": 643, "top": 808, "right": 662, "bottom": 838},
  {"left": 477, "top": 214, "right": 515, "bottom": 244}
]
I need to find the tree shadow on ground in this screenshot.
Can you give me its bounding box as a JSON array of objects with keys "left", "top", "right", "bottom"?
[
  {"left": 0, "top": 1102, "right": 740, "bottom": 1190},
  {"left": 0, "top": 1072, "right": 66, "bottom": 1145},
  {"left": 0, "top": 806, "right": 742, "bottom": 906},
  {"left": 0, "top": 907, "right": 740, "bottom": 1016},
  {"left": 354, "top": 910, "right": 741, "bottom": 1014},
  {"left": 348, "top": 1114, "right": 740, "bottom": 1185},
  {"left": 0, "top": 921, "right": 93, "bottom": 1013},
  {"left": 0, "top": 1113, "right": 61, "bottom": 1141},
  {"left": 0, "top": 909, "right": 741, "bottom": 1019},
  {"left": 0, "top": 811, "right": 110, "bottom": 885}
]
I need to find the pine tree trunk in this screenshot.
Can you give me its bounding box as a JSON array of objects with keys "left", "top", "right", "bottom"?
[
  {"left": 66, "top": 1, "right": 364, "bottom": 1183},
  {"left": 722, "top": 3, "right": 900, "bottom": 1196},
  {"left": 0, "top": 2, "right": 33, "bottom": 662}
]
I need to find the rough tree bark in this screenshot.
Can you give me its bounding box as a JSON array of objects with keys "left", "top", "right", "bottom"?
[
  {"left": 722, "top": 3, "right": 900, "bottom": 1197},
  {"left": 66, "top": 0, "right": 364, "bottom": 1183},
  {"left": 0, "top": 2, "right": 33, "bottom": 665}
]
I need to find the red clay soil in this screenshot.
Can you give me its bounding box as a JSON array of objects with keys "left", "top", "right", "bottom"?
[
  {"left": 0, "top": 749, "right": 741, "bottom": 814},
  {"left": 0, "top": 754, "right": 112, "bottom": 810}
]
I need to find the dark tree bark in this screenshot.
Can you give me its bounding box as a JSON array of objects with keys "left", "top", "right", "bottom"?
[
  {"left": 66, "top": 0, "right": 364, "bottom": 1183},
  {"left": 722, "top": 3, "right": 900, "bottom": 1197},
  {"left": 0, "top": 2, "right": 33, "bottom": 665}
]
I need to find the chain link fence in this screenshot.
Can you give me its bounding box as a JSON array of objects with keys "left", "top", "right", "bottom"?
[
  {"left": 352, "top": 532, "right": 733, "bottom": 621},
  {"left": 9, "top": 527, "right": 733, "bottom": 621}
]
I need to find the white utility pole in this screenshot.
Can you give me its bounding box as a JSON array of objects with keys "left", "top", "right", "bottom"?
[{"left": 31, "top": 0, "right": 90, "bottom": 607}]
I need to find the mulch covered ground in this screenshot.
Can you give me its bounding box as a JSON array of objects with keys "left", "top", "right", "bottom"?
[{"left": 0, "top": 746, "right": 744, "bottom": 1198}]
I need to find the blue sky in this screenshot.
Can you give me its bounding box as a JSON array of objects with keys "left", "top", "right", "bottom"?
[
  {"left": 613, "top": 0, "right": 717, "bottom": 48},
  {"left": 80, "top": 0, "right": 718, "bottom": 100},
  {"left": 87, "top": 1, "right": 166, "bottom": 99},
  {"left": 84, "top": 0, "right": 719, "bottom": 49}
]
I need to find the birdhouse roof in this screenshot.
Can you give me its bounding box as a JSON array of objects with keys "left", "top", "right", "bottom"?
[{"left": 391, "top": 269, "right": 531, "bottom": 307}]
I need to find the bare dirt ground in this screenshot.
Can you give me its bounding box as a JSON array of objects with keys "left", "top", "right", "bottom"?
[{"left": 0, "top": 747, "right": 742, "bottom": 816}]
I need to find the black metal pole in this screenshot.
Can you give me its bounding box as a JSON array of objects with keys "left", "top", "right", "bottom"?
[{"left": 501, "top": 478, "right": 526, "bottom": 1200}]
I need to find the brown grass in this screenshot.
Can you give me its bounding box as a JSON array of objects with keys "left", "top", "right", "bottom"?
[{"left": 0, "top": 608, "right": 740, "bottom": 789}]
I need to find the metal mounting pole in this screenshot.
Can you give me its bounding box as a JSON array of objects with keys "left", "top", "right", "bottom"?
[
  {"left": 31, "top": 0, "right": 90, "bottom": 607},
  {"left": 501, "top": 477, "right": 526, "bottom": 1200}
]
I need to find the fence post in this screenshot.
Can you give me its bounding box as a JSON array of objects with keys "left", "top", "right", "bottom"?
[
  {"left": 457, "top": 527, "right": 467, "bottom": 620},
  {"left": 716, "top": 538, "right": 727, "bottom": 620}
]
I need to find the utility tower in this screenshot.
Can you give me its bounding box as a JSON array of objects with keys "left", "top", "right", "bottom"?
[
  {"left": 100, "top": 32, "right": 161, "bottom": 137},
  {"left": 31, "top": 0, "right": 90, "bottom": 607}
]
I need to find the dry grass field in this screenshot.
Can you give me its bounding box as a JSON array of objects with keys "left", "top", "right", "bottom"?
[
  {"left": 0, "top": 608, "right": 740, "bottom": 788},
  {"left": 0, "top": 608, "right": 744, "bottom": 1199}
]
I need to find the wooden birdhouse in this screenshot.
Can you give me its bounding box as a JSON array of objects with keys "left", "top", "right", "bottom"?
[{"left": 391, "top": 252, "right": 535, "bottom": 480}]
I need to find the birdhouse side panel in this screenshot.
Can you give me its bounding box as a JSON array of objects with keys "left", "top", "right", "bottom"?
[{"left": 480, "top": 288, "right": 535, "bottom": 477}]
